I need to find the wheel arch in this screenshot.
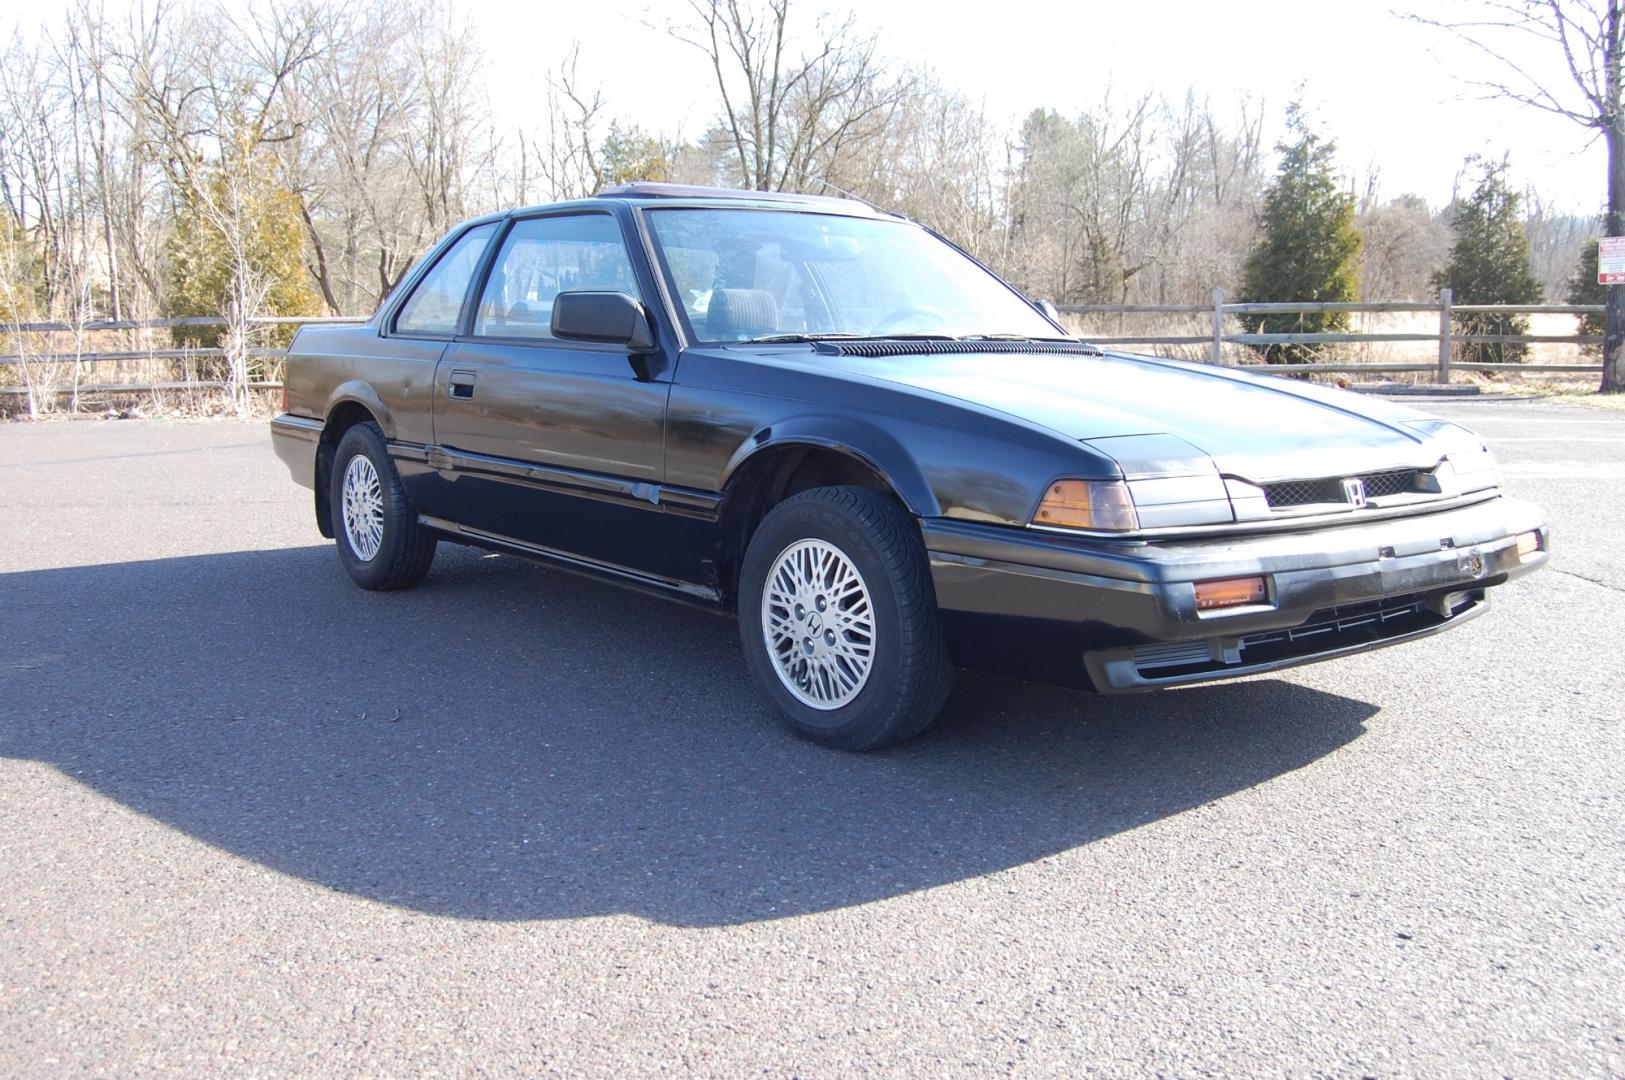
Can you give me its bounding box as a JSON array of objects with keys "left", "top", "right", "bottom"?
[
  {"left": 314, "top": 391, "right": 389, "bottom": 540},
  {"left": 712, "top": 418, "right": 939, "bottom": 607},
  {"left": 324, "top": 381, "right": 395, "bottom": 438},
  {"left": 719, "top": 417, "right": 939, "bottom": 516}
]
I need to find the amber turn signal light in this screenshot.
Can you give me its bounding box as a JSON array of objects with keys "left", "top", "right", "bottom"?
[
  {"left": 1194, "top": 576, "right": 1268, "bottom": 611},
  {"left": 1516, "top": 530, "right": 1542, "bottom": 559},
  {"left": 1033, "top": 480, "right": 1139, "bottom": 531}
]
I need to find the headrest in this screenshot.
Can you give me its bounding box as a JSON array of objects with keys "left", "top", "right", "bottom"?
[{"left": 705, "top": 288, "right": 778, "bottom": 341}]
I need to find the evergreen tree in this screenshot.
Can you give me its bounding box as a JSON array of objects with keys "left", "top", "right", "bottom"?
[
  {"left": 599, "top": 123, "right": 673, "bottom": 186},
  {"left": 165, "top": 152, "right": 320, "bottom": 354},
  {"left": 1239, "top": 104, "right": 1362, "bottom": 364},
  {"left": 0, "top": 217, "right": 44, "bottom": 325},
  {"left": 1433, "top": 158, "right": 1542, "bottom": 364},
  {"left": 166, "top": 172, "right": 317, "bottom": 332},
  {"left": 1567, "top": 236, "right": 1605, "bottom": 357}
]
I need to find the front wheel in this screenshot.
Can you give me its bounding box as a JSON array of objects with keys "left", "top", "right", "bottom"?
[
  {"left": 738, "top": 486, "right": 953, "bottom": 750},
  {"left": 329, "top": 421, "right": 437, "bottom": 590}
]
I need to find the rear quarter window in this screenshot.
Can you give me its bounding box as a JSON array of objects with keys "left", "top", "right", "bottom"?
[{"left": 394, "top": 222, "right": 498, "bottom": 335}]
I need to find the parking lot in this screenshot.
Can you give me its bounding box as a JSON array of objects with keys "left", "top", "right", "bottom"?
[{"left": 1, "top": 396, "right": 1621, "bottom": 1075}]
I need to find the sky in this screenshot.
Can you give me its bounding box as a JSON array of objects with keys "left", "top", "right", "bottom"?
[
  {"left": 0, "top": 0, "right": 1606, "bottom": 214},
  {"left": 470, "top": 0, "right": 1609, "bottom": 214}
]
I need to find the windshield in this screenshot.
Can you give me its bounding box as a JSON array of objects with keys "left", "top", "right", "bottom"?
[{"left": 644, "top": 207, "right": 1061, "bottom": 343}]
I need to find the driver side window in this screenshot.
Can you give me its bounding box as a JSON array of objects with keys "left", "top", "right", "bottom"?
[{"left": 473, "top": 213, "right": 640, "bottom": 340}]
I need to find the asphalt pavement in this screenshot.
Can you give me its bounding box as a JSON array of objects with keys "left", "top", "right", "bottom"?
[{"left": 0, "top": 397, "right": 1620, "bottom": 1076}]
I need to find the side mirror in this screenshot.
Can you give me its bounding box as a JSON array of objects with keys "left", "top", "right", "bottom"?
[
  {"left": 1033, "top": 298, "right": 1064, "bottom": 326},
  {"left": 551, "top": 291, "right": 656, "bottom": 351}
]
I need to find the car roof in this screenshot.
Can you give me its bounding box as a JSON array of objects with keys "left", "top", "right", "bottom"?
[{"left": 498, "top": 182, "right": 890, "bottom": 220}]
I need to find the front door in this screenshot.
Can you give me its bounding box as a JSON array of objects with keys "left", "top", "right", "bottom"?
[{"left": 432, "top": 211, "right": 674, "bottom": 578}]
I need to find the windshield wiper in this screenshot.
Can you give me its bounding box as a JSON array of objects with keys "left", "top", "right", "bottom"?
[
  {"left": 743, "top": 331, "right": 1104, "bottom": 355},
  {"left": 743, "top": 332, "right": 957, "bottom": 344},
  {"left": 957, "top": 332, "right": 1106, "bottom": 354},
  {"left": 742, "top": 332, "right": 865, "bottom": 344},
  {"left": 957, "top": 333, "right": 1082, "bottom": 342}
]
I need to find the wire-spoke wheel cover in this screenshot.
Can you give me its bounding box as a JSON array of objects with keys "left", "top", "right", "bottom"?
[
  {"left": 341, "top": 454, "right": 385, "bottom": 562},
  {"left": 760, "top": 538, "right": 877, "bottom": 710}
]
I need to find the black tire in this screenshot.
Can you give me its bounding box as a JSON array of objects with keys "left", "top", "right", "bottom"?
[
  {"left": 329, "top": 421, "right": 437, "bottom": 591},
  {"left": 738, "top": 485, "right": 953, "bottom": 750}
]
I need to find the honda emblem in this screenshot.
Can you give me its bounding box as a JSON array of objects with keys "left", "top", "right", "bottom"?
[{"left": 1341, "top": 477, "right": 1367, "bottom": 506}]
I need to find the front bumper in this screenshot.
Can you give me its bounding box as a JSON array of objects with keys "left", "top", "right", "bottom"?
[{"left": 923, "top": 494, "right": 1548, "bottom": 692}]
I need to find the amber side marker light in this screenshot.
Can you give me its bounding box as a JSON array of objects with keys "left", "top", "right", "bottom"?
[
  {"left": 1516, "top": 531, "right": 1542, "bottom": 559},
  {"left": 1194, "top": 576, "right": 1269, "bottom": 611},
  {"left": 1033, "top": 480, "right": 1138, "bottom": 531}
]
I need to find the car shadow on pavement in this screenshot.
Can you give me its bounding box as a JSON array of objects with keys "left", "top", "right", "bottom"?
[{"left": 0, "top": 544, "right": 1378, "bottom": 928}]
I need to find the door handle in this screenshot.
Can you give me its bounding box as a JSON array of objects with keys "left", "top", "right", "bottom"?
[{"left": 448, "top": 370, "right": 477, "bottom": 399}]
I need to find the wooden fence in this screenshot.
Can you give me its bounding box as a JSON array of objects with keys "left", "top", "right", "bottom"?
[
  {"left": 1058, "top": 289, "right": 1605, "bottom": 383},
  {"left": 0, "top": 315, "right": 365, "bottom": 399},
  {"left": 0, "top": 291, "right": 1607, "bottom": 400}
]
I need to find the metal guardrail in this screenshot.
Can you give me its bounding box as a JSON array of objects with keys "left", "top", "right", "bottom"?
[
  {"left": 0, "top": 296, "right": 1607, "bottom": 397},
  {"left": 1058, "top": 289, "right": 1605, "bottom": 383}
]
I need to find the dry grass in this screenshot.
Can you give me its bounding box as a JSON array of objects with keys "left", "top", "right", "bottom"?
[{"left": 1493, "top": 379, "right": 1625, "bottom": 410}]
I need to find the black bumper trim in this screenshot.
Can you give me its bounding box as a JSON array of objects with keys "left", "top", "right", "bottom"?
[
  {"left": 924, "top": 496, "right": 1547, "bottom": 691},
  {"left": 1085, "top": 588, "right": 1488, "bottom": 692}
]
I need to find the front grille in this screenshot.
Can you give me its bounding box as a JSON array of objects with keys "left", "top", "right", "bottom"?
[
  {"left": 1262, "top": 468, "right": 1420, "bottom": 508},
  {"left": 1239, "top": 592, "right": 1440, "bottom": 650},
  {"left": 1362, "top": 469, "right": 1418, "bottom": 497},
  {"left": 1263, "top": 478, "right": 1336, "bottom": 507}
]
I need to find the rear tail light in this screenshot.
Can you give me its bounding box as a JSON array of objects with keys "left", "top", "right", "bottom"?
[{"left": 1194, "top": 576, "right": 1269, "bottom": 611}]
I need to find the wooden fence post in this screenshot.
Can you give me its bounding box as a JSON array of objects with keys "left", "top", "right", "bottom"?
[
  {"left": 1437, "top": 288, "right": 1452, "bottom": 384},
  {"left": 1211, "top": 287, "right": 1224, "bottom": 365}
]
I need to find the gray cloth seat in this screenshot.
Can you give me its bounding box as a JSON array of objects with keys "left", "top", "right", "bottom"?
[{"left": 705, "top": 288, "right": 778, "bottom": 340}]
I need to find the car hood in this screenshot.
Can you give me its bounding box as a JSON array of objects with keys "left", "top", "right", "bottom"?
[{"left": 822, "top": 348, "right": 1450, "bottom": 480}]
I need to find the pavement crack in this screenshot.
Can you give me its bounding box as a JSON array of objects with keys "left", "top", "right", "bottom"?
[{"left": 1553, "top": 568, "right": 1625, "bottom": 594}]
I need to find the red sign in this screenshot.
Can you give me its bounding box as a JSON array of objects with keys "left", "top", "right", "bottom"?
[{"left": 1600, "top": 236, "right": 1625, "bottom": 285}]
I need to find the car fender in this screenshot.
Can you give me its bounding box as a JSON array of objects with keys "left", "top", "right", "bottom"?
[
  {"left": 722, "top": 414, "right": 942, "bottom": 517},
  {"left": 324, "top": 380, "right": 395, "bottom": 439}
]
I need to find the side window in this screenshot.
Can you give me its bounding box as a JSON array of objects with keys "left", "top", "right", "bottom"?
[
  {"left": 394, "top": 223, "right": 497, "bottom": 335},
  {"left": 474, "top": 214, "right": 639, "bottom": 340}
]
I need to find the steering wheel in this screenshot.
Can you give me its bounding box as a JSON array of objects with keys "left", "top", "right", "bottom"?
[{"left": 872, "top": 305, "right": 947, "bottom": 335}]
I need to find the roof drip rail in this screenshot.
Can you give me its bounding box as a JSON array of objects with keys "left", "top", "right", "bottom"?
[{"left": 593, "top": 181, "right": 884, "bottom": 214}]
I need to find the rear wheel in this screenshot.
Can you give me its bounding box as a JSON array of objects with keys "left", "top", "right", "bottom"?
[
  {"left": 329, "top": 421, "right": 437, "bottom": 590},
  {"left": 738, "top": 486, "right": 952, "bottom": 750}
]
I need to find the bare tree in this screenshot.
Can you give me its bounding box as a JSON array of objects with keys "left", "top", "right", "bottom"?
[
  {"left": 533, "top": 43, "right": 609, "bottom": 200},
  {"left": 286, "top": 1, "right": 437, "bottom": 311},
  {"left": 671, "top": 0, "right": 907, "bottom": 193},
  {"left": 843, "top": 76, "right": 1005, "bottom": 262},
  {"left": 1414, "top": 0, "right": 1624, "bottom": 390},
  {"left": 1523, "top": 187, "right": 1593, "bottom": 296},
  {"left": 1357, "top": 191, "right": 1453, "bottom": 299}
]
